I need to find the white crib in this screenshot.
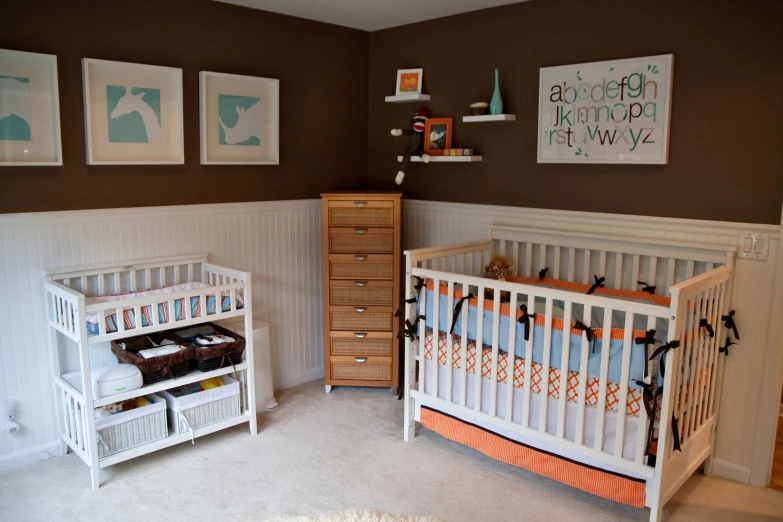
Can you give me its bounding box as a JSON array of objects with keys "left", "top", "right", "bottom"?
[
  {"left": 402, "top": 226, "right": 736, "bottom": 521},
  {"left": 44, "top": 253, "right": 257, "bottom": 489}
]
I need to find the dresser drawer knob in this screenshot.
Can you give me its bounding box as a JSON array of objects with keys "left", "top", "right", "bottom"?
[
  {"left": 354, "top": 332, "right": 368, "bottom": 338},
  {"left": 354, "top": 255, "right": 367, "bottom": 261},
  {"left": 354, "top": 201, "right": 367, "bottom": 207},
  {"left": 355, "top": 228, "right": 368, "bottom": 234},
  {"left": 354, "top": 280, "right": 368, "bottom": 287},
  {"left": 354, "top": 306, "right": 367, "bottom": 313},
  {"left": 354, "top": 357, "right": 368, "bottom": 363}
]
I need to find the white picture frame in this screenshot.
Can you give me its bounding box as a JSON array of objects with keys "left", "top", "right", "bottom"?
[
  {"left": 82, "top": 58, "right": 184, "bottom": 165},
  {"left": 537, "top": 54, "right": 673, "bottom": 164},
  {"left": 395, "top": 68, "right": 424, "bottom": 95},
  {"left": 0, "top": 49, "right": 62, "bottom": 166},
  {"left": 199, "top": 71, "right": 279, "bottom": 165}
]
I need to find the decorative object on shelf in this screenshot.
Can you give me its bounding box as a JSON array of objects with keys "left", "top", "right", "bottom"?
[
  {"left": 395, "top": 68, "right": 423, "bottom": 95},
  {"left": 489, "top": 68, "right": 504, "bottom": 115},
  {"left": 199, "top": 71, "right": 279, "bottom": 165},
  {"left": 390, "top": 107, "right": 430, "bottom": 185},
  {"left": 537, "top": 54, "right": 673, "bottom": 164},
  {"left": 470, "top": 102, "right": 488, "bottom": 116},
  {"left": 445, "top": 148, "right": 473, "bottom": 156},
  {"left": 0, "top": 48, "right": 62, "bottom": 166},
  {"left": 424, "top": 117, "right": 453, "bottom": 157},
  {"left": 82, "top": 58, "right": 184, "bottom": 164}
]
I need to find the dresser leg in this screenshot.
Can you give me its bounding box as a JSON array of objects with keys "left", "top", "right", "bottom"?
[{"left": 325, "top": 385, "right": 332, "bottom": 394}]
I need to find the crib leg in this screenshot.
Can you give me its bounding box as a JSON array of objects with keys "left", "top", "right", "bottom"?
[
  {"left": 90, "top": 465, "right": 100, "bottom": 491},
  {"left": 324, "top": 385, "right": 332, "bottom": 394},
  {"left": 648, "top": 500, "right": 664, "bottom": 522}
]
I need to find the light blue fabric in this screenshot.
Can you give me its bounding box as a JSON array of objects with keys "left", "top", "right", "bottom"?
[{"left": 420, "top": 288, "right": 644, "bottom": 388}]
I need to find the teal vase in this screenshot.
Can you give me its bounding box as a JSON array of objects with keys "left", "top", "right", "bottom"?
[{"left": 489, "top": 68, "right": 503, "bottom": 115}]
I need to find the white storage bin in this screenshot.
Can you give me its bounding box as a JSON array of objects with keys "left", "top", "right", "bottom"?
[
  {"left": 158, "top": 375, "right": 241, "bottom": 434},
  {"left": 94, "top": 394, "right": 168, "bottom": 458}
]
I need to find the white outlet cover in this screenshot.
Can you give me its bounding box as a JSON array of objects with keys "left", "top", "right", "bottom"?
[{"left": 738, "top": 232, "right": 770, "bottom": 260}]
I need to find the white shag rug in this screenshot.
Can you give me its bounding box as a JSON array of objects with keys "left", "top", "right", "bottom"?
[{"left": 267, "top": 510, "right": 443, "bottom": 522}]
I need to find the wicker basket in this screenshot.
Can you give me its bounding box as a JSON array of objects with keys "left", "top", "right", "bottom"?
[
  {"left": 94, "top": 394, "right": 168, "bottom": 458},
  {"left": 172, "top": 323, "right": 246, "bottom": 372},
  {"left": 111, "top": 333, "right": 195, "bottom": 385},
  {"left": 158, "top": 375, "right": 241, "bottom": 433}
]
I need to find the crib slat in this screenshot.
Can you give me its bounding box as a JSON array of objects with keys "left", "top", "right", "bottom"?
[
  {"left": 60, "top": 390, "right": 71, "bottom": 440},
  {"left": 97, "top": 274, "right": 105, "bottom": 296},
  {"left": 229, "top": 288, "right": 236, "bottom": 312},
  {"left": 459, "top": 282, "right": 469, "bottom": 408},
  {"left": 505, "top": 292, "right": 518, "bottom": 422},
  {"left": 446, "top": 280, "right": 455, "bottom": 403},
  {"left": 688, "top": 290, "right": 709, "bottom": 438},
  {"left": 73, "top": 402, "right": 83, "bottom": 452},
  {"left": 512, "top": 243, "right": 520, "bottom": 277},
  {"left": 134, "top": 305, "right": 141, "bottom": 329},
  {"left": 666, "top": 259, "right": 676, "bottom": 295},
  {"left": 188, "top": 263, "right": 194, "bottom": 282},
  {"left": 614, "top": 313, "right": 634, "bottom": 457},
  {"left": 582, "top": 249, "right": 591, "bottom": 284},
  {"left": 706, "top": 262, "right": 714, "bottom": 271},
  {"left": 539, "top": 297, "right": 554, "bottom": 433},
  {"left": 631, "top": 255, "right": 640, "bottom": 287},
  {"left": 648, "top": 257, "right": 658, "bottom": 291},
  {"left": 145, "top": 268, "right": 152, "bottom": 290},
  {"left": 538, "top": 245, "right": 547, "bottom": 276},
  {"left": 636, "top": 315, "right": 658, "bottom": 465},
  {"left": 676, "top": 294, "right": 698, "bottom": 445},
  {"left": 614, "top": 253, "right": 623, "bottom": 289},
  {"left": 174, "top": 265, "right": 181, "bottom": 285},
  {"left": 575, "top": 304, "right": 591, "bottom": 445},
  {"left": 432, "top": 277, "right": 440, "bottom": 400},
  {"left": 556, "top": 301, "right": 573, "bottom": 439},
  {"left": 418, "top": 277, "right": 427, "bottom": 397},
  {"left": 522, "top": 293, "right": 535, "bottom": 428},
  {"left": 553, "top": 246, "right": 561, "bottom": 279},
  {"left": 525, "top": 244, "right": 532, "bottom": 277},
  {"left": 692, "top": 286, "right": 714, "bottom": 433},
  {"left": 65, "top": 395, "right": 76, "bottom": 446},
  {"left": 167, "top": 299, "right": 175, "bottom": 324},
  {"left": 490, "top": 289, "right": 501, "bottom": 417},
  {"left": 706, "top": 281, "right": 725, "bottom": 419},
  {"left": 116, "top": 305, "right": 126, "bottom": 333},
  {"left": 80, "top": 276, "right": 88, "bottom": 294},
  {"left": 499, "top": 239, "right": 506, "bottom": 260},
  {"left": 594, "top": 307, "right": 613, "bottom": 451},
  {"left": 474, "top": 286, "right": 485, "bottom": 411},
  {"left": 686, "top": 260, "right": 695, "bottom": 279},
  {"left": 598, "top": 251, "right": 607, "bottom": 282},
  {"left": 113, "top": 272, "right": 121, "bottom": 294},
  {"left": 567, "top": 247, "right": 576, "bottom": 282},
  {"left": 132, "top": 270, "right": 138, "bottom": 292}
]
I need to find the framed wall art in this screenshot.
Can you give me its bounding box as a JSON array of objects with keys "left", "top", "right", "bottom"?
[
  {"left": 199, "top": 71, "right": 279, "bottom": 165},
  {"left": 424, "top": 117, "right": 452, "bottom": 156},
  {"left": 395, "top": 68, "right": 423, "bottom": 95},
  {"left": 82, "top": 58, "right": 183, "bottom": 165},
  {"left": 0, "top": 49, "right": 62, "bottom": 166},
  {"left": 537, "top": 54, "right": 673, "bottom": 164}
]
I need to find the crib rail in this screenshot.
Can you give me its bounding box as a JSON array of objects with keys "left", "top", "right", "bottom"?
[
  {"left": 405, "top": 259, "right": 672, "bottom": 477},
  {"left": 53, "top": 377, "right": 91, "bottom": 465},
  {"left": 407, "top": 240, "right": 491, "bottom": 276}
]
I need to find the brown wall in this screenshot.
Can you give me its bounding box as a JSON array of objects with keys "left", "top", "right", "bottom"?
[
  {"left": 368, "top": 0, "right": 783, "bottom": 224},
  {"left": 0, "top": 0, "right": 368, "bottom": 213}
]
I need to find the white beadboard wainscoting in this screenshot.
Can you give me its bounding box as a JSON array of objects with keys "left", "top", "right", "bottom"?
[
  {"left": 0, "top": 199, "right": 323, "bottom": 472},
  {"left": 403, "top": 199, "right": 783, "bottom": 488}
]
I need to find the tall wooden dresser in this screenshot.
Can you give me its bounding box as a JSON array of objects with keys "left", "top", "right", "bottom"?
[{"left": 321, "top": 192, "right": 402, "bottom": 393}]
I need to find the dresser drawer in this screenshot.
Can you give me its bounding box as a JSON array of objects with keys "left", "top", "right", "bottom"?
[
  {"left": 329, "top": 228, "right": 394, "bottom": 254},
  {"left": 329, "top": 306, "right": 393, "bottom": 331},
  {"left": 329, "top": 254, "right": 393, "bottom": 280},
  {"left": 329, "top": 280, "right": 393, "bottom": 306},
  {"left": 330, "top": 332, "right": 394, "bottom": 356},
  {"left": 330, "top": 356, "right": 392, "bottom": 381},
  {"left": 328, "top": 200, "right": 394, "bottom": 228}
]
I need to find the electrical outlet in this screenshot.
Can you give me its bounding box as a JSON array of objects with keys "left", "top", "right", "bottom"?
[{"left": 738, "top": 232, "right": 770, "bottom": 260}]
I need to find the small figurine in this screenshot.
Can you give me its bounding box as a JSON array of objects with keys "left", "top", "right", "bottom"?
[{"left": 391, "top": 107, "right": 430, "bottom": 185}]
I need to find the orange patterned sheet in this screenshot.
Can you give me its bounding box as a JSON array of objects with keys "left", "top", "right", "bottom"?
[{"left": 424, "top": 330, "right": 643, "bottom": 416}]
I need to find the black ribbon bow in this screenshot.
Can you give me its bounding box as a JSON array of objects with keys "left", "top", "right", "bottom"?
[
  {"left": 400, "top": 315, "right": 425, "bottom": 341},
  {"left": 573, "top": 320, "right": 596, "bottom": 352},
  {"left": 539, "top": 268, "right": 549, "bottom": 280},
  {"left": 413, "top": 276, "right": 425, "bottom": 298},
  {"left": 722, "top": 310, "right": 740, "bottom": 340},
  {"left": 634, "top": 329, "right": 656, "bottom": 379},
  {"left": 449, "top": 293, "right": 475, "bottom": 334},
  {"left": 699, "top": 319, "right": 715, "bottom": 338},
  {"left": 516, "top": 304, "right": 537, "bottom": 341},
  {"left": 634, "top": 380, "right": 662, "bottom": 456},
  {"left": 649, "top": 340, "right": 680, "bottom": 378},
  {"left": 586, "top": 275, "right": 605, "bottom": 295},
  {"left": 719, "top": 337, "right": 736, "bottom": 356},
  {"left": 637, "top": 281, "right": 656, "bottom": 294}
]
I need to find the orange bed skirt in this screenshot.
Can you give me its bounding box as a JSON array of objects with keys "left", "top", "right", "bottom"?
[{"left": 419, "top": 406, "right": 647, "bottom": 509}]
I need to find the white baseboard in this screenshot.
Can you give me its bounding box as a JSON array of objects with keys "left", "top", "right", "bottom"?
[
  {"left": 0, "top": 441, "right": 62, "bottom": 475},
  {"left": 278, "top": 367, "right": 324, "bottom": 391},
  {"left": 705, "top": 458, "right": 751, "bottom": 484}
]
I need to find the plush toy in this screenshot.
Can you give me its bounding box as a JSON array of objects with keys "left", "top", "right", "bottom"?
[
  {"left": 391, "top": 107, "right": 430, "bottom": 185},
  {"left": 483, "top": 255, "right": 514, "bottom": 302}
]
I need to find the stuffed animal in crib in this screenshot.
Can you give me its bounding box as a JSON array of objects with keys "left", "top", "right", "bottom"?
[
  {"left": 391, "top": 107, "right": 430, "bottom": 185},
  {"left": 483, "top": 255, "right": 514, "bottom": 302}
]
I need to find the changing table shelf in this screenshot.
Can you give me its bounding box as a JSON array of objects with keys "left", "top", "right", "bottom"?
[{"left": 98, "top": 411, "right": 253, "bottom": 468}]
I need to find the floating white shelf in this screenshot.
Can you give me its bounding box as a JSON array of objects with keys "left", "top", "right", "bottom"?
[
  {"left": 385, "top": 94, "right": 431, "bottom": 103},
  {"left": 398, "top": 155, "right": 482, "bottom": 163},
  {"left": 463, "top": 114, "right": 516, "bottom": 122}
]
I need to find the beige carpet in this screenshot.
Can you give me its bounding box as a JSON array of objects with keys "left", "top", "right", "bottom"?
[
  {"left": 1, "top": 380, "right": 783, "bottom": 521},
  {"left": 268, "top": 509, "right": 442, "bottom": 522}
]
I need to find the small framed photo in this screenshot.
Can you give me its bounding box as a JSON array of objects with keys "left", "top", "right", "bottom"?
[
  {"left": 0, "top": 49, "right": 62, "bottom": 166},
  {"left": 395, "top": 68, "right": 423, "bottom": 95},
  {"left": 82, "top": 58, "right": 184, "bottom": 165},
  {"left": 199, "top": 71, "right": 279, "bottom": 165},
  {"left": 424, "top": 118, "right": 452, "bottom": 156}
]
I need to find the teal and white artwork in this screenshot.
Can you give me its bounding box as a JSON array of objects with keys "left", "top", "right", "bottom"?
[
  {"left": 0, "top": 75, "right": 32, "bottom": 141},
  {"left": 218, "top": 94, "right": 261, "bottom": 145},
  {"left": 106, "top": 85, "right": 162, "bottom": 143}
]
